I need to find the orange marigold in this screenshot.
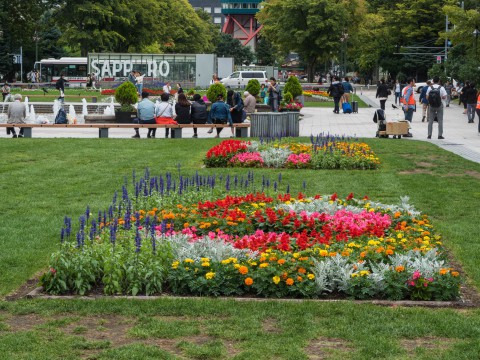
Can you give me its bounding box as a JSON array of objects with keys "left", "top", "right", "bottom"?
[
  {"left": 244, "top": 277, "right": 254, "bottom": 286},
  {"left": 439, "top": 268, "right": 449, "bottom": 275},
  {"left": 277, "top": 259, "right": 286, "bottom": 265},
  {"left": 451, "top": 271, "right": 460, "bottom": 277},
  {"left": 238, "top": 266, "right": 248, "bottom": 275},
  {"left": 395, "top": 265, "right": 405, "bottom": 272},
  {"left": 298, "top": 267, "right": 307, "bottom": 274},
  {"left": 286, "top": 278, "right": 294, "bottom": 286}
]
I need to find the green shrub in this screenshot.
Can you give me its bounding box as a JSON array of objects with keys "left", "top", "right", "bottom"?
[
  {"left": 245, "top": 79, "right": 261, "bottom": 96},
  {"left": 283, "top": 76, "right": 303, "bottom": 99},
  {"left": 206, "top": 83, "right": 227, "bottom": 103},
  {"left": 187, "top": 88, "right": 195, "bottom": 95},
  {"left": 115, "top": 82, "right": 138, "bottom": 112},
  {"left": 283, "top": 92, "right": 293, "bottom": 103}
]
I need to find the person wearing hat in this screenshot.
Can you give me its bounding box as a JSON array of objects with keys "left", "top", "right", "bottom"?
[
  {"left": 7, "top": 94, "right": 26, "bottom": 138},
  {"left": 243, "top": 90, "right": 256, "bottom": 115},
  {"left": 2, "top": 83, "right": 10, "bottom": 101}
]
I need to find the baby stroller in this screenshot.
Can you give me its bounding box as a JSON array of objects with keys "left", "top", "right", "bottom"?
[{"left": 373, "top": 109, "right": 387, "bottom": 138}]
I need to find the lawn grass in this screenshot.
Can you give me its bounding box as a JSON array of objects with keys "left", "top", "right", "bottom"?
[
  {"left": 304, "top": 93, "right": 368, "bottom": 108},
  {"left": 0, "top": 137, "right": 480, "bottom": 359}
]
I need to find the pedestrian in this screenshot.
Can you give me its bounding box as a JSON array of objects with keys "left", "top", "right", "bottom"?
[
  {"left": 267, "top": 77, "right": 281, "bottom": 112},
  {"left": 208, "top": 93, "right": 232, "bottom": 138},
  {"left": 444, "top": 81, "right": 453, "bottom": 107},
  {"left": 91, "top": 73, "right": 97, "bottom": 90},
  {"left": 7, "top": 94, "right": 26, "bottom": 138},
  {"left": 135, "top": 71, "right": 145, "bottom": 95},
  {"left": 260, "top": 83, "right": 267, "bottom": 105},
  {"left": 154, "top": 92, "right": 176, "bottom": 138},
  {"left": 394, "top": 79, "right": 401, "bottom": 105},
  {"left": 175, "top": 93, "right": 191, "bottom": 125},
  {"left": 426, "top": 76, "right": 447, "bottom": 140},
  {"left": 55, "top": 73, "right": 68, "bottom": 102},
  {"left": 162, "top": 81, "right": 171, "bottom": 96},
  {"left": 400, "top": 77, "right": 416, "bottom": 137},
  {"left": 128, "top": 70, "right": 137, "bottom": 85},
  {"left": 375, "top": 79, "right": 389, "bottom": 111},
  {"left": 210, "top": 74, "right": 220, "bottom": 85},
  {"left": 476, "top": 89, "right": 480, "bottom": 135},
  {"left": 419, "top": 80, "right": 432, "bottom": 122},
  {"left": 132, "top": 91, "right": 156, "bottom": 139},
  {"left": 190, "top": 94, "right": 208, "bottom": 138},
  {"left": 466, "top": 82, "right": 477, "bottom": 123},
  {"left": 86, "top": 73, "right": 93, "bottom": 90},
  {"left": 2, "top": 83, "right": 11, "bottom": 101},
  {"left": 342, "top": 77, "right": 354, "bottom": 103},
  {"left": 243, "top": 90, "right": 256, "bottom": 114},
  {"left": 460, "top": 81, "right": 469, "bottom": 114},
  {"left": 227, "top": 90, "right": 243, "bottom": 136},
  {"left": 327, "top": 76, "right": 344, "bottom": 114}
]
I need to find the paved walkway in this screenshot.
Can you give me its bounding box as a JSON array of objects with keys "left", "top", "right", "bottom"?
[{"left": 1, "top": 90, "right": 479, "bottom": 164}]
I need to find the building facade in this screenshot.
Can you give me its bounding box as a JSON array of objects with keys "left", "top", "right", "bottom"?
[{"left": 189, "top": 0, "right": 225, "bottom": 27}]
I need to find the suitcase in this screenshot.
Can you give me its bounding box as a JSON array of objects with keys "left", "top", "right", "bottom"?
[
  {"left": 351, "top": 101, "right": 358, "bottom": 113},
  {"left": 342, "top": 102, "right": 352, "bottom": 114}
]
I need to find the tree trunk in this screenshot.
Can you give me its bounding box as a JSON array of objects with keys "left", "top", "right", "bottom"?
[{"left": 307, "top": 58, "right": 317, "bottom": 83}]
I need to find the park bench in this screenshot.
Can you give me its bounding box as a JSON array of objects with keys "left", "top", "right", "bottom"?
[{"left": 0, "top": 123, "right": 250, "bottom": 138}]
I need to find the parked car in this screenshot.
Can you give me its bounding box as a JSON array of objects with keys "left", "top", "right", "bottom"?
[
  {"left": 415, "top": 79, "right": 458, "bottom": 93},
  {"left": 220, "top": 71, "right": 269, "bottom": 88}
]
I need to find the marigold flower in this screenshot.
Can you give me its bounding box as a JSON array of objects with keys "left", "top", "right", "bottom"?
[
  {"left": 281, "top": 272, "right": 288, "bottom": 279},
  {"left": 234, "top": 264, "right": 241, "bottom": 269},
  {"left": 439, "top": 268, "right": 449, "bottom": 275},
  {"left": 272, "top": 276, "right": 281, "bottom": 284},
  {"left": 277, "top": 259, "right": 286, "bottom": 265},
  {"left": 298, "top": 267, "right": 306, "bottom": 274},
  {"left": 451, "top": 271, "right": 460, "bottom": 277},
  {"left": 201, "top": 262, "right": 210, "bottom": 267},
  {"left": 238, "top": 266, "right": 248, "bottom": 275},
  {"left": 244, "top": 277, "right": 254, "bottom": 286},
  {"left": 351, "top": 273, "right": 359, "bottom": 278},
  {"left": 307, "top": 274, "right": 315, "bottom": 280},
  {"left": 205, "top": 272, "right": 215, "bottom": 280},
  {"left": 184, "top": 258, "right": 194, "bottom": 264},
  {"left": 201, "top": 257, "right": 210, "bottom": 262},
  {"left": 395, "top": 265, "right": 405, "bottom": 272},
  {"left": 259, "top": 263, "right": 269, "bottom": 268},
  {"left": 385, "top": 249, "right": 394, "bottom": 256},
  {"left": 286, "top": 278, "right": 294, "bottom": 286},
  {"left": 297, "top": 276, "right": 303, "bottom": 282},
  {"left": 359, "top": 270, "right": 370, "bottom": 276},
  {"left": 171, "top": 261, "right": 180, "bottom": 269}
]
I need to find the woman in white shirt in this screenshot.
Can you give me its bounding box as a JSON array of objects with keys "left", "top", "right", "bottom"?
[{"left": 155, "top": 92, "right": 176, "bottom": 138}]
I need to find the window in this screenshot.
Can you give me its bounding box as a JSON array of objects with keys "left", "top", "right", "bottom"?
[
  {"left": 214, "top": 7, "right": 221, "bottom": 13},
  {"left": 203, "top": 7, "right": 211, "bottom": 13},
  {"left": 230, "top": 72, "right": 240, "bottom": 78},
  {"left": 214, "top": 17, "right": 222, "bottom": 24}
]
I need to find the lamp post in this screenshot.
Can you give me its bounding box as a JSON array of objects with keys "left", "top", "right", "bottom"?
[
  {"left": 473, "top": 29, "right": 480, "bottom": 59},
  {"left": 33, "top": 31, "right": 40, "bottom": 62}
]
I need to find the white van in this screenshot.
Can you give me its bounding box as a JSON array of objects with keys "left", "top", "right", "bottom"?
[{"left": 220, "top": 71, "right": 269, "bottom": 88}]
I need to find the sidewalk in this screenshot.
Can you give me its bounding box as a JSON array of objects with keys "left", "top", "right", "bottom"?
[{"left": 1, "top": 90, "right": 479, "bottom": 164}]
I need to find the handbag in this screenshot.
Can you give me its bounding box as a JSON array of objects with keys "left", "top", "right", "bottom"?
[{"left": 387, "top": 89, "right": 392, "bottom": 96}]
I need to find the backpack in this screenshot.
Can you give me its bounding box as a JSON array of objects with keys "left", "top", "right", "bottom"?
[
  {"left": 428, "top": 85, "right": 442, "bottom": 108},
  {"left": 55, "top": 108, "right": 68, "bottom": 124},
  {"left": 373, "top": 109, "right": 386, "bottom": 123}
]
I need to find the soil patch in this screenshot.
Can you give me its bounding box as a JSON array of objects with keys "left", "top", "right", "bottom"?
[
  {"left": 398, "top": 169, "right": 434, "bottom": 175},
  {"left": 305, "top": 337, "right": 354, "bottom": 359},
  {"left": 400, "top": 336, "right": 458, "bottom": 357},
  {"left": 4, "top": 274, "right": 41, "bottom": 301},
  {"left": 262, "top": 317, "right": 280, "bottom": 333}
]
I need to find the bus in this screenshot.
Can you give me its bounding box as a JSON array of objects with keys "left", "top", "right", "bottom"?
[{"left": 35, "top": 57, "right": 88, "bottom": 86}]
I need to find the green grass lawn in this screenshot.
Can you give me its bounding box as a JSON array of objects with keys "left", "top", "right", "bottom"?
[
  {"left": 304, "top": 93, "right": 368, "bottom": 108},
  {"left": 1, "top": 138, "right": 480, "bottom": 359}
]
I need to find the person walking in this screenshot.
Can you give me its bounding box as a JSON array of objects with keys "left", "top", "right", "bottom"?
[
  {"left": 327, "top": 76, "right": 344, "bottom": 114},
  {"left": 419, "top": 80, "right": 432, "bottom": 122},
  {"left": 460, "top": 82, "right": 469, "bottom": 114},
  {"left": 426, "top": 76, "right": 447, "bottom": 140},
  {"left": 208, "top": 94, "right": 232, "bottom": 138},
  {"left": 7, "top": 94, "right": 26, "bottom": 138},
  {"left": 394, "top": 80, "right": 401, "bottom": 105},
  {"left": 227, "top": 90, "right": 243, "bottom": 137},
  {"left": 55, "top": 73, "right": 69, "bottom": 102},
  {"left": 190, "top": 94, "right": 208, "bottom": 138},
  {"left": 375, "top": 79, "right": 389, "bottom": 111},
  {"left": 466, "top": 82, "right": 477, "bottom": 123},
  {"left": 444, "top": 81, "right": 453, "bottom": 107},
  {"left": 267, "top": 77, "right": 281, "bottom": 112},
  {"left": 342, "top": 77, "right": 354, "bottom": 103},
  {"left": 400, "top": 77, "right": 416, "bottom": 137},
  {"left": 132, "top": 91, "right": 156, "bottom": 139},
  {"left": 476, "top": 89, "right": 480, "bottom": 135}
]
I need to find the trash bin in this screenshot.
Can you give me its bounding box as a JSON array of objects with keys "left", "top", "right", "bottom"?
[{"left": 250, "top": 112, "right": 300, "bottom": 138}]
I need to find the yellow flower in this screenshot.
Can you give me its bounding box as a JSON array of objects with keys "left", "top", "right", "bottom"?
[
  {"left": 319, "top": 250, "right": 328, "bottom": 257},
  {"left": 272, "top": 276, "right": 281, "bottom": 284},
  {"left": 205, "top": 272, "right": 215, "bottom": 280},
  {"left": 234, "top": 264, "right": 241, "bottom": 269},
  {"left": 184, "top": 258, "right": 194, "bottom": 264},
  {"left": 307, "top": 274, "right": 315, "bottom": 280},
  {"left": 171, "top": 261, "right": 180, "bottom": 269},
  {"left": 259, "top": 263, "right": 269, "bottom": 268},
  {"left": 201, "top": 257, "right": 210, "bottom": 262},
  {"left": 351, "top": 273, "right": 359, "bottom": 278},
  {"left": 221, "top": 259, "right": 231, "bottom": 265},
  {"left": 201, "top": 262, "right": 210, "bottom": 267},
  {"left": 293, "top": 252, "right": 300, "bottom": 259},
  {"left": 359, "top": 270, "right": 370, "bottom": 276}
]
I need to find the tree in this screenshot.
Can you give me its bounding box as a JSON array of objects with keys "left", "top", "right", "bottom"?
[
  {"left": 283, "top": 76, "right": 303, "bottom": 99},
  {"left": 257, "top": 0, "right": 367, "bottom": 82},
  {"left": 255, "top": 37, "right": 276, "bottom": 66},
  {"left": 215, "top": 33, "right": 254, "bottom": 65}
]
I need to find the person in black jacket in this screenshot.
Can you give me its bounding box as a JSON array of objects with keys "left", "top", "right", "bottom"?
[
  {"left": 376, "top": 79, "right": 390, "bottom": 110},
  {"left": 174, "top": 93, "right": 191, "bottom": 125},
  {"left": 327, "top": 76, "right": 344, "bottom": 114},
  {"left": 55, "top": 73, "right": 69, "bottom": 102},
  {"left": 190, "top": 94, "right": 208, "bottom": 138},
  {"left": 466, "top": 82, "right": 477, "bottom": 123}
]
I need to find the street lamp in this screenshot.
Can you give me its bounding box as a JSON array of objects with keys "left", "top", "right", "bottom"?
[{"left": 33, "top": 31, "right": 40, "bottom": 62}]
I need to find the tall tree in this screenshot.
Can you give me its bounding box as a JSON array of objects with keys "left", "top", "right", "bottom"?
[
  {"left": 215, "top": 33, "right": 254, "bottom": 65},
  {"left": 257, "top": 0, "right": 367, "bottom": 82},
  {"left": 256, "top": 37, "right": 277, "bottom": 66}
]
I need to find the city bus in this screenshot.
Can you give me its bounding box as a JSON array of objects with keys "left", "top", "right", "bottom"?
[{"left": 35, "top": 57, "right": 88, "bottom": 85}]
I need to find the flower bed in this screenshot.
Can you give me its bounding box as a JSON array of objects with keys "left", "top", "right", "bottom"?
[
  {"left": 204, "top": 136, "right": 380, "bottom": 170},
  {"left": 100, "top": 88, "right": 172, "bottom": 96},
  {"left": 40, "top": 170, "right": 461, "bottom": 300}
]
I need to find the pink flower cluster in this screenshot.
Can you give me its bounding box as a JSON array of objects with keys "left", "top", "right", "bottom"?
[
  {"left": 286, "top": 153, "right": 311, "bottom": 167},
  {"left": 230, "top": 152, "right": 264, "bottom": 166},
  {"left": 407, "top": 271, "right": 434, "bottom": 287}
]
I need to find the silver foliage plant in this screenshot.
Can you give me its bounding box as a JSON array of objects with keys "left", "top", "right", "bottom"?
[
  {"left": 259, "top": 147, "right": 292, "bottom": 168},
  {"left": 164, "top": 234, "right": 256, "bottom": 262}
]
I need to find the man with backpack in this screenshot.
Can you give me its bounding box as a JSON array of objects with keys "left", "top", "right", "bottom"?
[{"left": 426, "top": 76, "right": 447, "bottom": 139}]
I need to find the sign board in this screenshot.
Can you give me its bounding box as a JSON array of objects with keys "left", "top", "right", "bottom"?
[
  {"left": 12, "top": 54, "right": 22, "bottom": 64},
  {"left": 436, "top": 55, "right": 442, "bottom": 64}
]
